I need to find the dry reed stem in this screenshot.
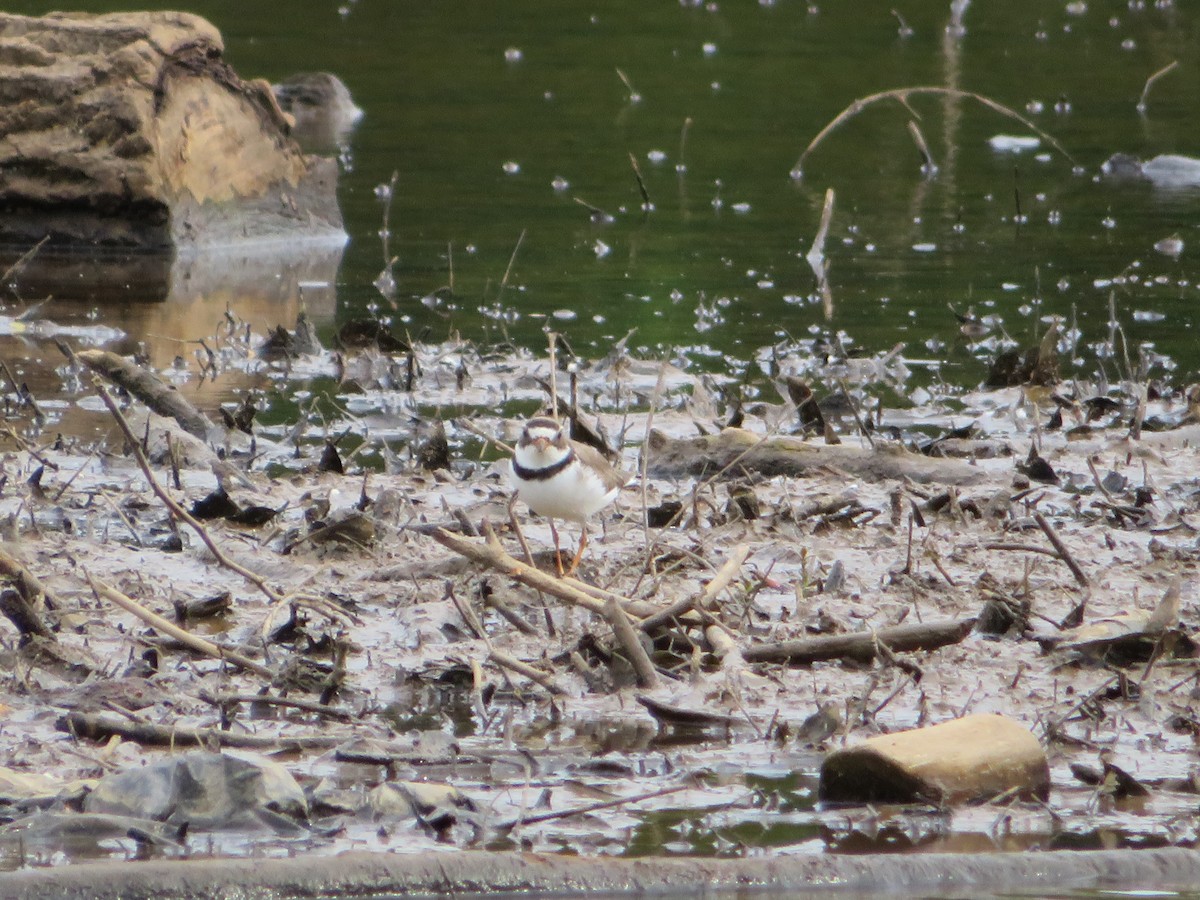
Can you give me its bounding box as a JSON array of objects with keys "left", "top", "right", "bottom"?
[
  {"left": 628, "top": 151, "right": 652, "bottom": 210},
  {"left": 94, "top": 380, "right": 285, "bottom": 608},
  {"left": 1138, "top": 60, "right": 1179, "bottom": 114}
]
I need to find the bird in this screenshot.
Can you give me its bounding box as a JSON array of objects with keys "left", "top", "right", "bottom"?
[{"left": 509, "top": 416, "right": 627, "bottom": 575}]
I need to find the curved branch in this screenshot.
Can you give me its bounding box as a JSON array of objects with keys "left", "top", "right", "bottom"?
[{"left": 792, "top": 86, "right": 1077, "bottom": 178}]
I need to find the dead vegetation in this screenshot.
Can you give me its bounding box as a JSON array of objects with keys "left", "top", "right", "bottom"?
[{"left": 0, "top": 315, "right": 1196, "bottom": 865}]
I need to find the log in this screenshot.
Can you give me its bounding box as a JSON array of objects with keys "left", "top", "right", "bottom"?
[
  {"left": 742, "top": 618, "right": 975, "bottom": 665},
  {"left": 57, "top": 710, "right": 343, "bottom": 752},
  {"left": 77, "top": 349, "right": 211, "bottom": 440},
  {"left": 0, "top": 12, "right": 343, "bottom": 250},
  {"left": 645, "top": 428, "right": 985, "bottom": 485},
  {"left": 819, "top": 713, "right": 1050, "bottom": 804}
]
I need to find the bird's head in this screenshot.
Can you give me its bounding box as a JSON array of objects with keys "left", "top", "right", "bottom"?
[{"left": 517, "top": 417, "right": 568, "bottom": 461}]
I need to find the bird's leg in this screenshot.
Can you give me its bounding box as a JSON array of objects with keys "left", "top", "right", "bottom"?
[
  {"left": 565, "top": 527, "right": 588, "bottom": 577},
  {"left": 507, "top": 496, "right": 535, "bottom": 566},
  {"left": 549, "top": 519, "right": 565, "bottom": 576}
]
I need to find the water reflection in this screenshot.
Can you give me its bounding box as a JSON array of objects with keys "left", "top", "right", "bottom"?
[{"left": 0, "top": 239, "right": 344, "bottom": 419}]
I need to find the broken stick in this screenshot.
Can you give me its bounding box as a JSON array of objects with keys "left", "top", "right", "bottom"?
[
  {"left": 89, "top": 575, "right": 274, "bottom": 680},
  {"left": 431, "top": 525, "right": 646, "bottom": 619}
]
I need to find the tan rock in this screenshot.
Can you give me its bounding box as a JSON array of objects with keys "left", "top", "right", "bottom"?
[
  {"left": 819, "top": 713, "right": 1049, "bottom": 804},
  {"left": 0, "top": 11, "right": 343, "bottom": 250}
]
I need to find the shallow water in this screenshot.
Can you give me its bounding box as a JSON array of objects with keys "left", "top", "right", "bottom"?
[{"left": 4, "top": 1, "right": 1200, "bottom": 397}]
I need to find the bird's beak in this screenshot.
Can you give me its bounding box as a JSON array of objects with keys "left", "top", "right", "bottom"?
[{"left": 533, "top": 436, "right": 551, "bottom": 451}]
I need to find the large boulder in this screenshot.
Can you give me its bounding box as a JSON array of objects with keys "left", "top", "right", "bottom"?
[{"left": 0, "top": 11, "right": 344, "bottom": 251}]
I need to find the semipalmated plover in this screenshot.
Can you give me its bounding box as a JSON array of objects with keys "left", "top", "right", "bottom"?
[{"left": 510, "top": 416, "right": 626, "bottom": 574}]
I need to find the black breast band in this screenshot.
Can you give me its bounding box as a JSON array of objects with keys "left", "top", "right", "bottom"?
[{"left": 513, "top": 449, "right": 574, "bottom": 482}]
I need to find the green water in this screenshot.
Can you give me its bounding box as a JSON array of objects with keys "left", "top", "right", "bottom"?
[{"left": 9, "top": 1, "right": 1200, "bottom": 382}]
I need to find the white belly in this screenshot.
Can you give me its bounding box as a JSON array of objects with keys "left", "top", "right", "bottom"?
[{"left": 510, "top": 461, "right": 617, "bottom": 522}]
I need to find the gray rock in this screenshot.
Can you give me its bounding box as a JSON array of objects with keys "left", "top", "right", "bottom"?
[
  {"left": 1101, "top": 152, "right": 1200, "bottom": 188},
  {"left": 83, "top": 751, "right": 308, "bottom": 831}
]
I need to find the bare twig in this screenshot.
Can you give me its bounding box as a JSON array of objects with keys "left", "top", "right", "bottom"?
[
  {"left": 0, "top": 545, "right": 55, "bottom": 610},
  {"left": 906, "top": 119, "right": 938, "bottom": 176},
  {"left": 457, "top": 417, "right": 514, "bottom": 455},
  {"left": 197, "top": 690, "right": 353, "bottom": 722},
  {"left": 0, "top": 235, "right": 49, "bottom": 284},
  {"left": 488, "top": 648, "right": 567, "bottom": 696},
  {"left": 639, "top": 544, "right": 750, "bottom": 634},
  {"left": 615, "top": 67, "right": 641, "bottom": 103},
  {"left": 677, "top": 116, "right": 693, "bottom": 172},
  {"left": 628, "top": 151, "right": 652, "bottom": 210},
  {"left": 431, "top": 524, "right": 644, "bottom": 619},
  {"left": 498, "top": 783, "right": 689, "bottom": 830},
  {"left": 1033, "top": 512, "right": 1089, "bottom": 587},
  {"left": 497, "top": 228, "right": 526, "bottom": 304},
  {"left": 983, "top": 542, "right": 1061, "bottom": 558},
  {"left": 483, "top": 588, "right": 540, "bottom": 636},
  {"left": 0, "top": 358, "right": 43, "bottom": 424},
  {"left": 59, "top": 710, "right": 342, "bottom": 751}
]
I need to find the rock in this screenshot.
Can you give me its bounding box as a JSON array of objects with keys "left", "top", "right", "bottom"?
[
  {"left": 818, "top": 713, "right": 1049, "bottom": 804},
  {"left": 368, "top": 781, "right": 475, "bottom": 821},
  {"left": 83, "top": 751, "right": 309, "bottom": 831},
  {"left": 0, "top": 12, "right": 344, "bottom": 251}
]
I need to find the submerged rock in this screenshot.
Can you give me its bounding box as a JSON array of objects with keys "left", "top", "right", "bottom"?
[
  {"left": 0, "top": 12, "right": 344, "bottom": 251},
  {"left": 1101, "top": 153, "right": 1200, "bottom": 188}
]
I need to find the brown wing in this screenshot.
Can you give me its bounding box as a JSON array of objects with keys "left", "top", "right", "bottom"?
[{"left": 571, "top": 440, "right": 630, "bottom": 492}]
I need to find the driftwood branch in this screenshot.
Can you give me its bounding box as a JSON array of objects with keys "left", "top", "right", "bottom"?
[
  {"left": 742, "top": 618, "right": 975, "bottom": 665},
  {"left": 0, "top": 545, "right": 55, "bottom": 611},
  {"left": 0, "top": 587, "right": 53, "bottom": 639},
  {"left": 431, "top": 525, "right": 647, "bottom": 619}
]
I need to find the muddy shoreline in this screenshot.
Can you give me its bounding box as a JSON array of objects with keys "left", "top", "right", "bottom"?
[
  {"left": 5, "top": 846, "right": 1200, "bottom": 899},
  {"left": 0, "top": 323, "right": 1197, "bottom": 877}
]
